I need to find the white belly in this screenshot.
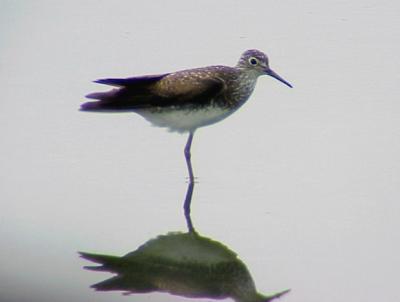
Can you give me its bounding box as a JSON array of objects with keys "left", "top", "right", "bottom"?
[{"left": 136, "top": 107, "right": 233, "bottom": 133}]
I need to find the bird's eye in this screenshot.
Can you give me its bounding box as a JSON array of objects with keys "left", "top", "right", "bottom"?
[{"left": 249, "top": 57, "right": 258, "bottom": 65}]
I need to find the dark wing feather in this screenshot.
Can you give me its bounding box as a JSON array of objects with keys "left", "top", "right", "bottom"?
[
  {"left": 94, "top": 74, "right": 169, "bottom": 87},
  {"left": 81, "top": 74, "right": 225, "bottom": 112},
  {"left": 91, "top": 275, "right": 157, "bottom": 293}
]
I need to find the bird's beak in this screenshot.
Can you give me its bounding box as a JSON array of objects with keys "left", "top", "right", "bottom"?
[{"left": 265, "top": 68, "right": 293, "bottom": 88}]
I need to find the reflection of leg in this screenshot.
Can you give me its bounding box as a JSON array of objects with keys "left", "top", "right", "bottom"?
[
  {"left": 184, "top": 181, "right": 195, "bottom": 233},
  {"left": 183, "top": 131, "right": 195, "bottom": 232}
]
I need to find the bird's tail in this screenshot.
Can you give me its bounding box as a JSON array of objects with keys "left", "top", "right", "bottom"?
[
  {"left": 80, "top": 89, "right": 122, "bottom": 112},
  {"left": 79, "top": 251, "right": 155, "bottom": 293},
  {"left": 79, "top": 251, "right": 123, "bottom": 272},
  {"left": 80, "top": 74, "right": 169, "bottom": 112}
]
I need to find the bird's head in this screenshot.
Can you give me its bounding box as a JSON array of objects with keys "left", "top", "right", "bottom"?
[{"left": 237, "top": 49, "right": 292, "bottom": 88}]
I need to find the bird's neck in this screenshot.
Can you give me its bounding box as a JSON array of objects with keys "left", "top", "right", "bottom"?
[{"left": 228, "top": 71, "right": 259, "bottom": 105}]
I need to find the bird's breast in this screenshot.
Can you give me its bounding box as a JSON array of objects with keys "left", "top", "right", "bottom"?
[{"left": 135, "top": 105, "right": 233, "bottom": 133}]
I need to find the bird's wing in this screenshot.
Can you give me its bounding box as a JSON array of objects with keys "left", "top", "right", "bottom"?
[
  {"left": 81, "top": 72, "right": 225, "bottom": 112},
  {"left": 154, "top": 73, "right": 226, "bottom": 106}
]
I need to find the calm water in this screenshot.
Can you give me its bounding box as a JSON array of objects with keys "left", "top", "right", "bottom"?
[{"left": 1, "top": 1, "right": 400, "bottom": 302}]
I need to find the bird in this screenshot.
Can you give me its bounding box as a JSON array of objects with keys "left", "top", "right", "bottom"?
[
  {"left": 80, "top": 231, "right": 290, "bottom": 302},
  {"left": 81, "top": 49, "right": 292, "bottom": 212}
]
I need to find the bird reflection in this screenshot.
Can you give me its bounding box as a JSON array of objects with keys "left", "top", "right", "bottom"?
[{"left": 80, "top": 231, "right": 289, "bottom": 302}]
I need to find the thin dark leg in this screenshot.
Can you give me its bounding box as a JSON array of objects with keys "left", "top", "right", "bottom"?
[
  {"left": 184, "top": 132, "right": 195, "bottom": 183},
  {"left": 183, "top": 131, "right": 195, "bottom": 233}
]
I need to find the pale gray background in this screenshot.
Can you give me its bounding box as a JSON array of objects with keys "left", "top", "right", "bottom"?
[{"left": 1, "top": 1, "right": 399, "bottom": 302}]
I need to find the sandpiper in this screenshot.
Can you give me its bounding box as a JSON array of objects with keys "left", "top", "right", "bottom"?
[{"left": 81, "top": 49, "right": 292, "bottom": 211}]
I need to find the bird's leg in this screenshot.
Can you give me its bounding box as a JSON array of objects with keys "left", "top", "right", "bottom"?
[
  {"left": 183, "top": 131, "right": 195, "bottom": 232},
  {"left": 184, "top": 131, "right": 195, "bottom": 183}
]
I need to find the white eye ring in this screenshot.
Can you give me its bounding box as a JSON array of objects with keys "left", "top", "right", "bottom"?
[{"left": 249, "top": 57, "right": 258, "bottom": 65}]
